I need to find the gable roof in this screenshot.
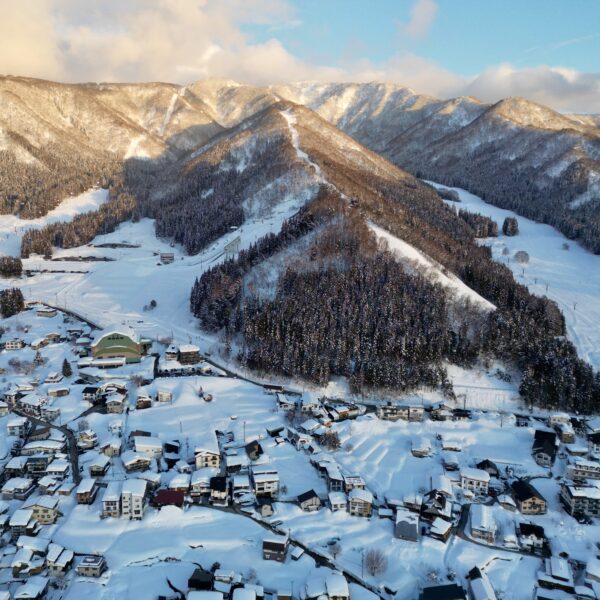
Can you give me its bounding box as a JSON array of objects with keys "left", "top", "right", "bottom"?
[{"left": 511, "top": 479, "right": 544, "bottom": 503}]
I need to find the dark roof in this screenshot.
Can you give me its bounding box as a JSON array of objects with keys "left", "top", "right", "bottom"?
[
  {"left": 476, "top": 459, "right": 499, "bottom": 473},
  {"left": 82, "top": 386, "right": 98, "bottom": 393},
  {"left": 589, "top": 432, "right": 600, "bottom": 443},
  {"left": 151, "top": 490, "right": 185, "bottom": 507},
  {"left": 263, "top": 539, "right": 287, "bottom": 551},
  {"left": 188, "top": 568, "right": 213, "bottom": 590},
  {"left": 518, "top": 522, "right": 545, "bottom": 538},
  {"left": 419, "top": 584, "right": 466, "bottom": 600},
  {"left": 511, "top": 479, "right": 544, "bottom": 503},
  {"left": 245, "top": 440, "right": 263, "bottom": 455},
  {"left": 533, "top": 430, "right": 557, "bottom": 457},
  {"left": 210, "top": 476, "right": 228, "bottom": 492},
  {"left": 298, "top": 489, "right": 320, "bottom": 503}
]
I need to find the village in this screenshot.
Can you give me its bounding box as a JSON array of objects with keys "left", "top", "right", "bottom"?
[{"left": 0, "top": 301, "right": 599, "bottom": 600}]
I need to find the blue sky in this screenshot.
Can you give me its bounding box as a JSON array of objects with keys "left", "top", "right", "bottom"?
[
  {"left": 246, "top": 0, "right": 600, "bottom": 76},
  {"left": 1, "top": 0, "right": 599, "bottom": 111}
]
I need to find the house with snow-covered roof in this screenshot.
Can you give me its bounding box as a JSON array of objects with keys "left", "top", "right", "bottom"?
[
  {"left": 461, "top": 468, "right": 490, "bottom": 495},
  {"left": 469, "top": 504, "right": 496, "bottom": 544},
  {"left": 348, "top": 488, "right": 373, "bottom": 517}
]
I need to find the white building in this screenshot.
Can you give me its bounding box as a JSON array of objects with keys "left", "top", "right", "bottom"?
[
  {"left": 461, "top": 468, "right": 490, "bottom": 495},
  {"left": 121, "top": 479, "right": 147, "bottom": 520}
]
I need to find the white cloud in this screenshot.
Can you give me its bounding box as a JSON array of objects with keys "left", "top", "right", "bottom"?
[
  {"left": 0, "top": 0, "right": 598, "bottom": 113},
  {"left": 399, "top": 0, "right": 438, "bottom": 39}
]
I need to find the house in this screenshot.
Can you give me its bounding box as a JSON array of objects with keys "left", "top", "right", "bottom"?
[
  {"left": 135, "top": 392, "right": 152, "bottom": 410},
  {"left": 30, "top": 337, "right": 48, "bottom": 350},
  {"left": 421, "top": 490, "right": 452, "bottom": 522},
  {"left": 133, "top": 436, "right": 163, "bottom": 459},
  {"left": 160, "top": 252, "right": 175, "bottom": 264},
  {"left": 121, "top": 451, "right": 151, "bottom": 472},
  {"left": 2, "top": 477, "right": 35, "bottom": 500},
  {"left": 348, "top": 488, "right": 373, "bottom": 517},
  {"left": 328, "top": 492, "right": 347, "bottom": 512},
  {"left": 25, "top": 455, "right": 53, "bottom": 477},
  {"left": 7, "top": 416, "right": 30, "bottom": 437},
  {"left": 537, "top": 557, "right": 575, "bottom": 594},
  {"left": 429, "top": 517, "right": 453, "bottom": 543},
  {"left": 476, "top": 459, "right": 500, "bottom": 479},
  {"left": 121, "top": 479, "right": 147, "bottom": 520},
  {"left": 468, "top": 567, "right": 497, "bottom": 600},
  {"left": 157, "top": 389, "right": 173, "bottom": 403},
  {"left": 461, "top": 468, "right": 490, "bottom": 495},
  {"left": 76, "top": 478, "right": 99, "bottom": 504},
  {"left": 195, "top": 444, "right": 221, "bottom": 470},
  {"left": 325, "top": 465, "right": 345, "bottom": 492},
  {"left": 469, "top": 504, "right": 496, "bottom": 544},
  {"left": 411, "top": 437, "right": 432, "bottom": 458},
  {"left": 324, "top": 573, "right": 350, "bottom": 600},
  {"left": 151, "top": 489, "right": 185, "bottom": 508},
  {"left": 210, "top": 476, "right": 229, "bottom": 506},
  {"left": 13, "top": 575, "right": 48, "bottom": 599},
  {"left": 76, "top": 555, "right": 107, "bottom": 577},
  {"left": 533, "top": 430, "right": 558, "bottom": 467},
  {"left": 497, "top": 494, "right": 517, "bottom": 512},
  {"left": 589, "top": 432, "right": 600, "bottom": 454},
  {"left": 46, "top": 543, "right": 74, "bottom": 576},
  {"left": 560, "top": 483, "right": 600, "bottom": 517},
  {"left": 105, "top": 392, "right": 126, "bottom": 414},
  {"left": 0, "top": 400, "right": 8, "bottom": 416},
  {"left": 245, "top": 440, "right": 263, "bottom": 461},
  {"left": 89, "top": 454, "right": 111, "bottom": 477},
  {"left": 179, "top": 344, "right": 201, "bottom": 364},
  {"left": 252, "top": 468, "right": 279, "bottom": 498},
  {"left": 168, "top": 473, "right": 190, "bottom": 493},
  {"left": 557, "top": 423, "right": 575, "bottom": 444},
  {"left": 47, "top": 385, "right": 69, "bottom": 398},
  {"left": 395, "top": 507, "right": 419, "bottom": 541},
  {"left": 549, "top": 413, "right": 571, "bottom": 427},
  {"left": 21, "top": 439, "right": 66, "bottom": 455},
  {"left": 101, "top": 482, "right": 121, "bottom": 518},
  {"left": 276, "top": 393, "right": 295, "bottom": 411},
  {"left": 517, "top": 523, "right": 546, "bottom": 552},
  {"left": 420, "top": 584, "right": 466, "bottom": 600},
  {"left": 5, "top": 456, "right": 29, "bottom": 477},
  {"left": 567, "top": 457, "right": 600, "bottom": 481},
  {"left": 188, "top": 568, "right": 214, "bottom": 591},
  {"left": 9, "top": 509, "right": 40, "bottom": 540},
  {"left": 262, "top": 535, "right": 288, "bottom": 562},
  {"left": 511, "top": 480, "right": 547, "bottom": 514},
  {"left": 91, "top": 324, "right": 142, "bottom": 363},
  {"left": 298, "top": 489, "right": 321, "bottom": 512},
  {"left": 37, "top": 306, "right": 57, "bottom": 318},
  {"left": 44, "top": 372, "right": 63, "bottom": 384},
  {"left": 23, "top": 496, "right": 60, "bottom": 524},
  {"left": 38, "top": 476, "right": 61, "bottom": 495},
  {"left": 101, "top": 438, "right": 122, "bottom": 457},
  {"left": 191, "top": 469, "right": 215, "bottom": 498},
  {"left": 45, "top": 331, "right": 62, "bottom": 343},
  {"left": 232, "top": 474, "right": 251, "bottom": 499},
  {"left": 77, "top": 429, "right": 98, "bottom": 450},
  {"left": 82, "top": 386, "right": 99, "bottom": 403},
  {"left": 5, "top": 338, "right": 25, "bottom": 350},
  {"left": 343, "top": 475, "right": 366, "bottom": 493}
]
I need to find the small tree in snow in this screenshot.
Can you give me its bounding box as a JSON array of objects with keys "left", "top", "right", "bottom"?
[
  {"left": 365, "top": 548, "right": 387, "bottom": 576},
  {"left": 514, "top": 250, "right": 529, "bottom": 264},
  {"left": 321, "top": 430, "right": 341, "bottom": 450},
  {"left": 62, "top": 358, "right": 72, "bottom": 378},
  {"left": 502, "top": 216, "right": 519, "bottom": 236},
  {"left": 78, "top": 418, "right": 89, "bottom": 432},
  {"left": 330, "top": 542, "right": 342, "bottom": 559}
]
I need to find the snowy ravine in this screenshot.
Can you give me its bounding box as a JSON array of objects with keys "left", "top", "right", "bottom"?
[{"left": 427, "top": 181, "right": 600, "bottom": 372}]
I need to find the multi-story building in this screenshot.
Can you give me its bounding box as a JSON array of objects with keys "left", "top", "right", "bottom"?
[
  {"left": 560, "top": 484, "right": 600, "bottom": 517},
  {"left": 121, "top": 479, "right": 147, "bottom": 520},
  {"left": 460, "top": 468, "right": 490, "bottom": 495}
]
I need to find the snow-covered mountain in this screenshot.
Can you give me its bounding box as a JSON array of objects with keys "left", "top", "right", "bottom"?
[{"left": 1, "top": 75, "right": 599, "bottom": 248}]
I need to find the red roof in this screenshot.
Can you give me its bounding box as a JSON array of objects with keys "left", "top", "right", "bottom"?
[{"left": 151, "top": 489, "right": 184, "bottom": 507}]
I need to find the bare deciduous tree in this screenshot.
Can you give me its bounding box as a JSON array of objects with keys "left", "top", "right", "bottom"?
[{"left": 365, "top": 548, "right": 387, "bottom": 577}]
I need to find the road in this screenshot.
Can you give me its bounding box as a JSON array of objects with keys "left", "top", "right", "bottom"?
[
  {"left": 206, "top": 501, "right": 386, "bottom": 598},
  {"left": 15, "top": 409, "right": 82, "bottom": 485}
]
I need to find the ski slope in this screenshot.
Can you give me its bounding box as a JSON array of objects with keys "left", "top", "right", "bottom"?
[
  {"left": 0, "top": 187, "right": 109, "bottom": 256},
  {"left": 428, "top": 181, "right": 600, "bottom": 371}
]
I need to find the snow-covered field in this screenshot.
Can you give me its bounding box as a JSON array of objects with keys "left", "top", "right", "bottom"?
[
  {"left": 0, "top": 188, "right": 108, "bottom": 256},
  {"left": 428, "top": 181, "right": 600, "bottom": 372}
]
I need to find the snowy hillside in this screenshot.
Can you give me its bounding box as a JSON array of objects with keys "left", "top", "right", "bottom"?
[{"left": 428, "top": 181, "right": 600, "bottom": 372}]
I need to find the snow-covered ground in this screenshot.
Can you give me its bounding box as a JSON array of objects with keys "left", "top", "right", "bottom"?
[
  {"left": 427, "top": 181, "right": 600, "bottom": 372},
  {"left": 369, "top": 222, "right": 495, "bottom": 312},
  {"left": 0, "top": 188, "right": 108, "bottom": 256}
]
